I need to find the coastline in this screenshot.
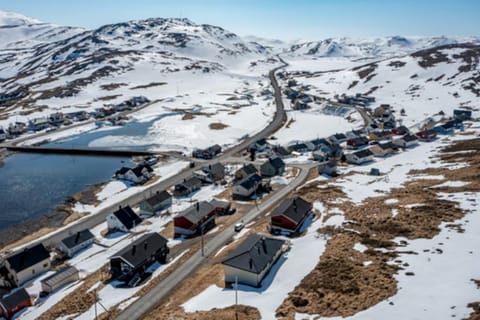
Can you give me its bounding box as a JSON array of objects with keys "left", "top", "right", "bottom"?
[{"left": 0, "top": 181, "right": 106, "bottom": 251}]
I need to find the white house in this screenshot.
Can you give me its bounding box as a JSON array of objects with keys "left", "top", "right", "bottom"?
[
  {"left": 345, "top": 149, "right": 374, "bottom": 165},
  {"left": 4, "top": 244, "right": 51, "bottom": 286},
  {"left": 232, "top": 173, "right": 262, "bottom": 199},
  {"left": 107, "top": 206, "right": 142, "bottom": 232},
  {"left": 393, "top": 134, "right": 418, "bottom": 148},
  {"left": 57, "top": 229, "right": 95, "bottom": 258},
  {"left": 115, "top": 165, "right": 153, "bottom": 184}
]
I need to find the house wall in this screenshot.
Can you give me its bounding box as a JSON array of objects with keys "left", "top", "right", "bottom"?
[
  {"left": 232, "top": 185, "right": 254, "bottom": 197},
  {"left": 7, "top": 259, "right": 51, "bottom": 286},
  {"left": 107, "top": 215, "right": 128, "bottom": 232},
  {"left": 271, "top": 215, "right": 297, "bottom": 232},
  {"left": 140, "top": 198, "right": 172, "bottom": 214},
  {"left": 224, "top": 265, "right": 260, "bottom": 287}
]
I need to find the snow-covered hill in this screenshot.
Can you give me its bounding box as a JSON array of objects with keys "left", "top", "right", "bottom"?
[
  {"left": 288, "top": 36, "right": 480, "bottom": 58},
  {"left": 286, "top": 43, "right": 480, "bottom": 127}
]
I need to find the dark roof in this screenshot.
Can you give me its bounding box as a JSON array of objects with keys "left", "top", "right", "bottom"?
[
  {"left": 379, "top": 141, "right": 394, "bottom": 150},
  {"left": 6, "top": 244, "right": 50, "bottom": 273},
  {"left": 237, "top": 173, "right": 262, "bottom": 190},
  {"left": 144, "top": 191, "right": 172, "bottom": 207},
  {"left": 205, "top": 162, "right": 225, "bottom": 179},
  {"left": 0, "top": 288, "right": 30, "bottom": 310},
  {"left": 321, "top": 160, "right": 337, "bottom": 168},
  {"left": 179, "top": 201, "right": 216, "bottom": 224},
  {"left": 256, "top": 138, "right": 267, "bottom": 146},
  {"left": 110, "top": 233, "right": 168, "bottom": 268},
  {"left": 238, "top": 164, "right": 257, "bottom": 176},
  {"left": 347, "top": 136, "right": 369, "bottom": 145},
  {"left": 273, "top": 145, "right": 290, "bottom": 156},
  {"left": 442, "top": 121, "right": 455, "bottom": 129},
  {"left": 131, "top": 164, "right": 153, "bottom": 177},
  {"left": 41, "top": 266, "right": 79, "bottom": 288},
  {"left": 289, "top": 143, "right": 309, "bottom": 152},
  {"left": 112, "top": 206, "right": 142, "bottom": 230},
  {"left": 402, "top": 134, "right": 418, "bottom": 142},
  {"left": 310, "top": 138, "right": 331, "bottom": 147},
  {"left": 61, "top": 229, "right": 95, "bottom": 249},
  {"left": 271, "top": 197, "right": 312, "bottom": 224},
  {"left": 454, "top": 109, "right": 472, "bottom": 116},
  {"left": 180, "top": 176, "right": 202, "bottom": 188},
  {"left": 222, "top": 234, "right": 285, "bottom": 274},
  {"left": 268, "top": 157, "right": 285, "bottom": 169},
  {"left": 115, "top": 167, "right": 130, "bottom": 175},
  {"left": 207, "top": 144, "right": 222, "bottom": 153},
  {"left": 333, "top": 133, "right": 347, "bottom": 140},
  {"left": 354, "top": 149, "right": 374, "bottom": 158}
]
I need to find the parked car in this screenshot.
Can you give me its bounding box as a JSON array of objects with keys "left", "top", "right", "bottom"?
[{"left": 234, "top": 222, "right": 245, "bottom": 232}]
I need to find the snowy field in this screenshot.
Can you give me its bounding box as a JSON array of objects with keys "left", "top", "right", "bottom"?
[{"left": 183, "top": 123, "right": 480, "bottom": 319}]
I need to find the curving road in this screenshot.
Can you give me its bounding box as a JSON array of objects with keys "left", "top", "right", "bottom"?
[
  {"left": 5, "top": 58, "right": 289, "bottom": 253},
  {"left": 116, "top": 163, "right": 313, "bottom": 320}
]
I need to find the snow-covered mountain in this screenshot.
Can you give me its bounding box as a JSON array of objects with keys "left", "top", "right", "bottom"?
[
  {"left": 288, "top": 36, "right": 480, "bottom": 58},
  {"left": 0, "top": 10, "right": 479, "bottom": 127}
]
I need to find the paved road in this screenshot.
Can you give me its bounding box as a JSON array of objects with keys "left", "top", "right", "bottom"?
[
  {"left": 5, "top": 59, "right": 289, "bottom": 252},
  {"left": 116, "top": 163, "right": 313, "bottom": 320}
]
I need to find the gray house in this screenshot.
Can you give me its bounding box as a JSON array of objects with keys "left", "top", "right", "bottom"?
[
  {"left": 107, "top": 206, "right": 142, "bottom": 233},
  {"left": 193, "top": 163, "right": 225, "bottom": 183},
  {"left": 260, "top": 157, "right": 285, "bottom": 177},
  {"left": 173, "top": 177, "right": 202, "bottom": 197},
  {"left": 139, "top": 190, "right": 172, "bottom": 215},
  {"left": 222, "top": 234, "right": 287, "bottom": 287},
  {"left": 58, "top": 229, "right": 95, "bottom": 258},
  {"left": 318, "top": 160, "right": 338, "bottom": 176}
]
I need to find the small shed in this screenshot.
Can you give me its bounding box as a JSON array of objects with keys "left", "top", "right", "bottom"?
[
  {"left": 370, "top": 168, "right": 381, "bottom": 176},
  {"left": 40, "top": 266, "right": 79, "bottom": 294}
]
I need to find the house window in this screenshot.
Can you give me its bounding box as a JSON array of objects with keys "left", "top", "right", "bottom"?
[
  {"left": 43, "top": 263, "right": 48, "bottom": 268},
  {"left": 32, "top": 269, "right": 35, "bottom": 274}
]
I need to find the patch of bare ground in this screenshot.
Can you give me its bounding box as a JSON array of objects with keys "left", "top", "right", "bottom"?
[
  {"left": 182, "top": 113, "right": 195, "bottom": 120},
  {"left": 148, "top": 305, "right": 261, "bottom": 320},
  {"left": 130, "top": 82, "right": 167, "bottom": 90},
  {"left": 94, "top": 94, "right": 122, "bottom": 101},
  {"left": 37, "top": 266, "right": 110, "bottom": 320},
  {"left": 277, "top": 233, "right": 398, "bottom": 319},
  {"left": 277, "top": 137, "right": 480, "bottom": 319},
  {"left": 208, "top": 122, "right": 229, "bottom": 130},
  {"left": 100, "top": 83, "right": 128, "bottom": 91}
]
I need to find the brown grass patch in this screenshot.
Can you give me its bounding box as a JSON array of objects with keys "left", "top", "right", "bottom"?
[
  {"left": 182, "top": 113, "right": 195, "bottom": 120},
  {"left": 209, "top": 122, "right": 229, "bottom": 130},
  {"left": 278, "top": 137, "right": 480, "bottom": 318},
  {"left": 130, "top": 82, "right": 167, "bottom": 90}
]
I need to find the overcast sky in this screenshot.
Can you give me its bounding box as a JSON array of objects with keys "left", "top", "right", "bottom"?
[{"left": 1, "top": 0, "right": 479, "bottom": 41}]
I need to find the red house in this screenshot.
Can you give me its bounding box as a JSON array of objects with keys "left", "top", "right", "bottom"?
[
  {"left": 346, "top": 136, "right": 369, "bottom": 149},
  {"left": 270, "top": 197, "right": 313, "bottom": 235},
  {"left": 0, "top": 288, "right": 31, "bottom": 319},
  {"left": 392, "top": 126, "right": 409, "bottom": 135},
  {"left": 416, "top": 129, "right": 437, "bottom": 141},
  {"left": 173, "top": 201, "right": 216, "bottom": 237}
]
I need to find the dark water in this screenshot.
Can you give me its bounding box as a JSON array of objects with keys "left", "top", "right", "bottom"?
[
  {"left": 0, "top": 113, "right": 181, "bottom": 231},
  {"left": 0, "top": 153, "right": 131, "bottom": 229}
]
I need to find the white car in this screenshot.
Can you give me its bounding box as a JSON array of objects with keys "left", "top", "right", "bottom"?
[{"left": 234, "top": 222, "right": 245, "bottom": 232}]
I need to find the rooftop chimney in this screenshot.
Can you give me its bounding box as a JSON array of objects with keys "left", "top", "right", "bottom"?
[
  {"left": 75, "top": 232, "right": 81, "bottom": 244},
  {"left": 196, "top": 202, "right": 200, "bottom": 211},
  {"left": 249, "top": 258, "right": 253, "bottom": 269},
  {"left": 132, "top": 245, "right": 137, "bottom": 256},
  {"left": 262, "top": 237, "right": 267, "bottom": 253},
  {"left": 144, "top": 241, "right": 148, "bottom": 251}
]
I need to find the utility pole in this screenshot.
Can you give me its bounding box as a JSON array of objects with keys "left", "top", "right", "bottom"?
[
  {"left": 235, "top": 275, "right": 239, "bottom": 320},
  {"left": 94, "top": 288, "right": 98, "bottom": 320},
  {"left": 201, "top": 226, "right": 205, "bottom": 257}
]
